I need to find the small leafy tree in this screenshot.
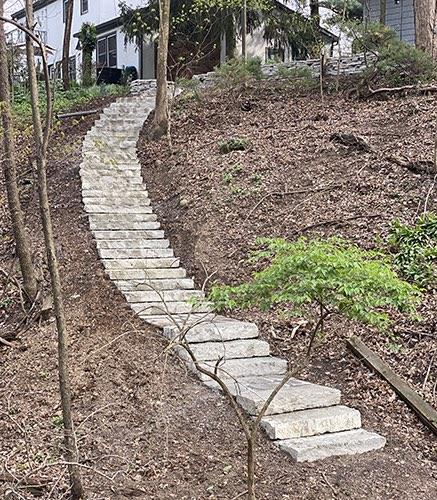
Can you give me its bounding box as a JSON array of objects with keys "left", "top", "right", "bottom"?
[
  {"left": 209, "top": 237, "right": 420, "bottom": 351},
  {"left": 388, "top": 214, "right": 437, "bottom": 288},
  {"left": 369, "top": 40, "right": 437, "bottom": 87},
  {"left": 206, "top": 237, "right": 419, "bottom": 498},
  {"left": 78, "top": 22, "right": 97, "bottom": 87}
]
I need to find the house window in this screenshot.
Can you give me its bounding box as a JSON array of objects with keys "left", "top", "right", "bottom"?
[
  {"left": 69, "top": 56, "right": 76, "bottom": 81},
  {"left": 81, "top": 0, "right": 89, "bottom": 15},
  {"left": 96, "top": 33, "right": 117, "bottom": 68},
  {"left": 55, "top": 61, "right": 62, "bottom": 79}
]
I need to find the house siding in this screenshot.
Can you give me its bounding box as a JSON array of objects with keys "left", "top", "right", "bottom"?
[
  {"left": 365, "top": 0, "right": 416, "bottom": 45},
  {"left": 13, "top": 0, "right": 153, "bottom": 80}
]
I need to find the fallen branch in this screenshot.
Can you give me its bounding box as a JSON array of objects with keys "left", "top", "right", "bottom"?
[
  {"left": 330, "top": 133, "right": 373, "bottom": 153},
  {"left": 56, "top": 109, "right": 99, "bottom": 120},
  {"left": 0, "top": 336, "right": 15, "bottom": 348},
  {"left": 387, "top": 154, "right": 436, "bottom": 175},
  {"left": 347, "top": 335, "right": 437, "bottom": 435},
  {"left": 369, "top": 84, "right": 437, "bottom": 96},
  {"left": 244, "top": 184, "right": 341, "bottom": 223},
  {"left": 294, "top": 214, "right": 382, "bottom": 235}
]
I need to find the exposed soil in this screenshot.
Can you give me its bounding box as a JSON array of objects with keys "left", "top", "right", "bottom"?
[
  {"left": 0, "top": 85, "right": 435, "bottom": 500},
  {"left": 137, "top": 82, "right": 437, "bottom": 497}
]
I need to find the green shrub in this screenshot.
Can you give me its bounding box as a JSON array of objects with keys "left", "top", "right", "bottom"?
[
  {"left": 367, "top": 40, "right": 436, "bottom": 87},
  {"left": 214, "top": 57, "right": 263, "bottom": 88},
  {"left": 388, "top": 214, "right": 437, "bottom": 288},
  {"left": 209, "top": 237, "right": 420, "bottom": 331},
  {"left": 10, "top": 82, "right": 128, "bottom": 127},
  {"left": 276, "top": 64, "right": 313, "bottom": 80},
  {"left": 351, "top": 21, "right": 397, "bottom": 54},
  {"left": 219, "top": 137, "right": 251, "bottom": 154},
  {"left": 176, "top": 77, "right": 202, "bottom": 102}
]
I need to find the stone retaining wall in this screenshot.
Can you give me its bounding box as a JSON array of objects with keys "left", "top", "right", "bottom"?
[{"left": 130, "top": 54, "right": 373, "bottom": 93}]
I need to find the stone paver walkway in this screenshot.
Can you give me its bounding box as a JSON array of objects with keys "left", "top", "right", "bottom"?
[{"left": 80, "top": 87, "right": 386, "bottom": 462}]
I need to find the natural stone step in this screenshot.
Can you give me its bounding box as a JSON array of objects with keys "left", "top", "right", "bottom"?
[
  {"left": 102, "top": 257, "right": 180, "bottom": 270},
  {"left": 98, "top": 248, "right": 174, "bottom": 259},
  {"left": 82, "top": 188, "right": 148, "bottom": 198},
  {"left": 213, "top": 375, "right": 342, "bottom": 416},
  {"left": 82, "top": 180, "right": 141, "bottom": 190},
  {"left": 144, "top": 313, "right": 219, "bottom": 329},
  {"left": 96, "top": 239, "right": 170, "bottom": 249},
  {"left": 277, "top": 429, "right": 386, "bottom": 462},
  {"left": 261, "top": 405, "right": 361, "bottom": 440},
  {"left": 80, "top": 160, "right": 140, "bottom": 169},
  {"left": 89, "top": 213, "right": 157, "bottom": 222},
  {"left": 124, "top": 289, "right": 204, "bottom": 303},
  {"left": 114, "top": 278, "right": 195, "bottom": 291},
  {"left": 84, "top": 205, "right": 153, "bottom": 214},
  {"left": 176, "top": 339, "right": 270, "bottom": 362},
  {"left": 163, "top": 318, "right": 259, "bottom": 343},
  {"left": 83, "top": 195, "right": 151, "bottom": 205},
  {"left": 81, "top": 169, "right": 141, "bottom": 178},
  {"left": 107, "top": 268, "right": 187, "bottom": 280},
  {"left": 93, "top": 230, "right": 165, "bottom": 240},
  {"left": 89, "top": 220, "right": 161, "bottom": 231},
  {"left": 135, "top": 301, "right": 212, "bottom": 316},
  {"left": 193, "top": 357, "right": 288, "bottom": 382}
]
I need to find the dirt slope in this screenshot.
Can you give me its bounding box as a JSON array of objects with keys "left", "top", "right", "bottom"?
[
  {"left": 0, "top": 88, "right": 435, "bottom": 499},
  {"left": 138, "top": 82, "right": 437, "bottom": 496}
]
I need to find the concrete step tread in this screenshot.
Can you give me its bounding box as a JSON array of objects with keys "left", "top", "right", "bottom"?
[
  {"left": 93, "top": 230, "right": 165, "bottom": 239},
  {"left": 90, "top": 221, "right": 161, "bottom": 230},
  {"left": 99, "top": 248, "right": 174, "bottom": 259},
  {"left": 124, "top": 289, "right": 204, "bottom": 302},
  {"left": 214, "top": 375, "right": 342, "bottom": 416},
  {"left": 194, "top": 356, "right": 288, "bottom": 382},
  {"left": 176, "top": 339, "right": 270, "bottom": 362},
  {"left": 96, "top": 239, "right": 170, "bottom": 249},
  {"left": 261, "top": 405, "right": 361, "bottom": 440},
  {"left": 107, "top": 268, "right": 187, "bottom": 280},
  {"left": 113, "top": 278, "right": 195, "bottom": 290},
  {"left": 277, "top": 429, "right": 386, "bottom": 462},
  {"left": 102, "top": 257, "right": 180, "bottom": 269},
  {"left": 163, "top": 317, "right": 259, "bottom": 343}
]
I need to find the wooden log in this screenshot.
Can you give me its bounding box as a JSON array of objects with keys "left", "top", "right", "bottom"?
[
  {"left": 56, "top": 109, "right": 99, "bottom": 120},
  {"left": 347, "top": 335, "right": 437, "bottom": 435}
]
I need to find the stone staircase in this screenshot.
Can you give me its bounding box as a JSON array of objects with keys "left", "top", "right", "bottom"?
[{"left": 80, "top": 88, "right": 386, "bottom": 462}]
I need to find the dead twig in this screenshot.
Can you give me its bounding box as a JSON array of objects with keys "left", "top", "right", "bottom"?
[
  {"left": 293, "top": 214, "right": 382, "bottom": 235},
  {"left": 0, "top": 336, "right": 15, "bottom": 348},
  {"left": 244, "top": 184, "right": 341, "bottom": 223}
]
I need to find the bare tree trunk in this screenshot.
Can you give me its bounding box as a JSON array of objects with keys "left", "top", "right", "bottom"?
[
  {"left": 379, "top": 0, "right": 387, "bottom": 24},
  {"left": 0, "top": 0, "right": 37, "bottom": 301},
  {"left": 25, "top": 1, "right": 84, "bottom": 498},
  {"left": 310, "top": 0, "right": 319, "bottom": 19},
  {"left": 151, "top": 0, "right": 170, "bottom": 139},
  {"left": 62, "top": 0, "right": 74, "bottom": 90},
  {"left": 247, "top": 438, "right": 256, "bottom": 500},
  {"left": 242, "top": 0, "right": 247, "bottom": 61},
  {"left": 414, "top": 0, "right": 437, "bottom": 59}
]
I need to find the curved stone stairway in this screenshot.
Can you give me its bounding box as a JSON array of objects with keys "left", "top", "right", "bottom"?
[{"left": 80, "top": 87, "right": 386, "bottom": 462}]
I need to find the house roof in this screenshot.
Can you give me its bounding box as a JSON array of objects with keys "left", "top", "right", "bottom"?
[
  {"left": 12, "top": 0, "right": 58, "bottom": 20},
  {"left": 73, "top": 18, "right": 123, "bottom": 39}
]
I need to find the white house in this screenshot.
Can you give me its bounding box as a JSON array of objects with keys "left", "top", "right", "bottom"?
[
  {"left": 11, "top": 0, "right": 156, "bottom": 82},
  {"left": 10, "top": 0, "right": 346, "bottom": 84}
]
